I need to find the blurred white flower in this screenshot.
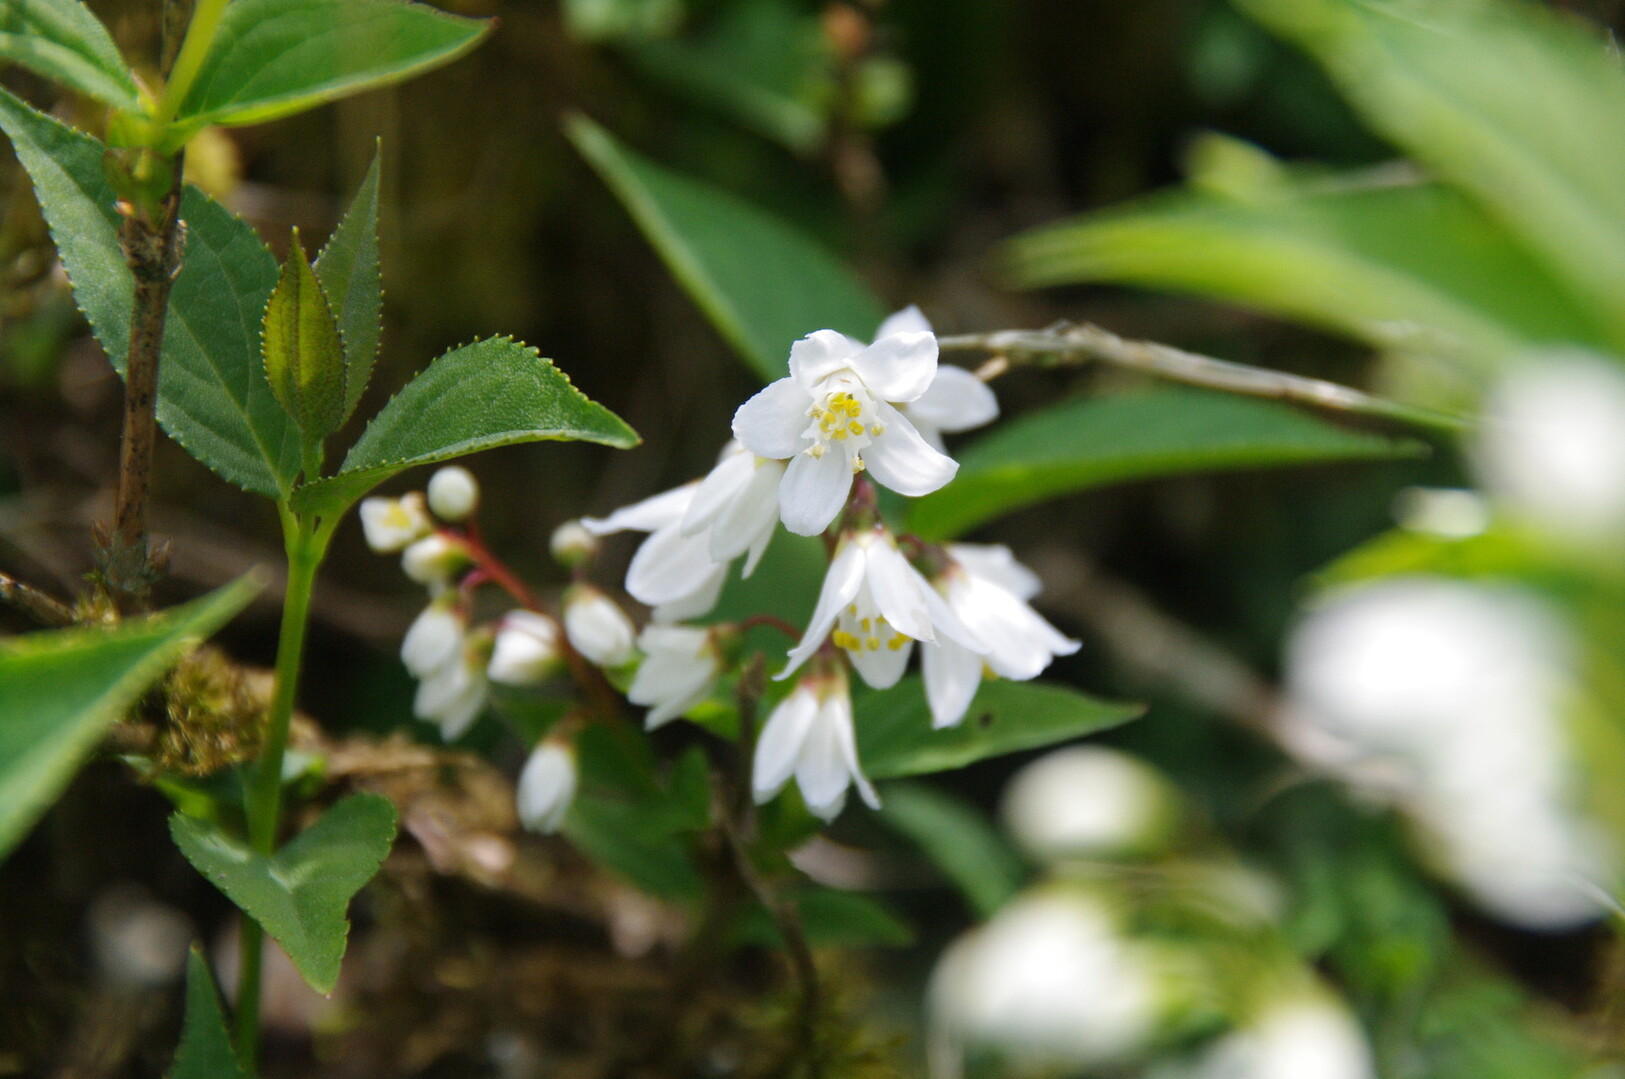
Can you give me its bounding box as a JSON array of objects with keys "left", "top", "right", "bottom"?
[
  {"left": 628, "top": 624, "right": 721, "bottom": 729},
  {"left": 781, "top": 525, "right": 982, "bottom": 690},
  {"left": 549, "top": 519, "right": 599, "bottom": 568},
  {"left": 1281, "top": 576, "right": 1608, "bottom": 930},
  {"left": 753, "top": 667, "right": 878, "bottom": 821},
  {"left": 876, "top": 307, "right": 1000, "bottom": 451},
  {"left": 1179, "top": 989, "right": 1373, "bottom": 1079},
  {"left": 563, "top": 584, "right": 636, "bottom": 668},
  {"left": 360, "top": 492, "right": 431, "bottom": 553},
  {"left": 401, "top": 600, "right": 464, "bottom": 678},
  {"left": 413, "top": 637, "right": 489, "bottom": 741},
  {"left": 732, "top": 324, "right": 958, "bottom": 536},
  {"left": 517, "top": 739, "right": 577, "bottom": 834},
  {"left": 1474, "top": 352, "right": 1625, "bottom": 540},
  {"left": 401, "top": 533, "right": 469, "bottom": 590},
  {"left": 1002, "top": 746, "right": 1176, "bottom": 863},
  {"left": 488, "top": 610, "right": 565, "bottom": 686},
  {"left": 426, "top": 465, "right": 479, "bottom": 521},
  {"left": 922, "top": 543, "right": 1079, "bottom": 728}
]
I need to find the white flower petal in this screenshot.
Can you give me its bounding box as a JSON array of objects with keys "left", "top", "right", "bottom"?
[
  {"left": 848, "top": 634, "right": 913, "bottom": 689},
  {"left": 875, "top": 305, "right": 932, "bottom": 340},
  {"left": 435, "top": 677, "right": 489, "bottom": 741},
  {"left": 682, "top": 443, "right": 756, "bottom": 536},
  {"left": 796, "top": 703, "right": 855, "bottom": 819},
  {"left": 753, "top": 687, "right": 820, "bottom": 802},
  {"left": 863, "top": 537, "right": 936, "bottom": 643},
  {"left": 733, "top": 377, "right": 813, "bottom": 460},
  {"left": 949, "top": 543, "right": 1041, "bottom": 600},
  {"left": 830, "top": 690, "right": 880, "bottom": 810},
  {"left": 651, "top": 566, "right": 727, "bottom": 623},
  {"left": 581, "top": 482, "right": 696, "bottom": 536},
  {"left": 709, "top": 457, "right": 784, "bottom": 562},
  {"left": 517, "top": 742, "right": 577, "bottom": 833},
  {"left": 626, "top": 523, "right": 720, "bottom": 606},
  {"left": 923, "top": 638, "right": 984, "bottom": 728},
  {"left": 742, "top": 516, "right": 776, "bottom": 578},
  {"left": 780, "top": 538, "right": 868, "bottom": 680},
  {"left": 779, "top": 451, "right": 855, "bottom": 536},
  {"left": 909, "top": 365, "right": 998, "bottom": 434},
  {"left": 862, "top": 401, "right": 958, "bottom": 497},
  {"left": 789, "top": 329, "right": 860, "bottom": 387},
  {"left": 564, "top": 587, "right": 636, "bottom": 667},
  {"left": 488, "top": 611, "right": 563, "bottom": 686},
  {"left": 401, "top": 604, "right": 463, "bottom": 677},
  {"left": 850, "top": 330, "right": 938, "bottom": 402}
]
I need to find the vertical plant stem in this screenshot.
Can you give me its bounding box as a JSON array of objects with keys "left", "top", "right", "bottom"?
[
  {"left": 157, "top": 0, "right": 230, "bottom": 122},
  {"left": 233, "top": 510, "right": 329, "bottom": 1068}
]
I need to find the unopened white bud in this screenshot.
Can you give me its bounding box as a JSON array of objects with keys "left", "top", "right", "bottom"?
[
  {"left": 360, "top": 492, "right": 431, "bottom": 553},
  {"left": 517, "top": 738, "right": 577, "bottom": 834},
  {"left": 427, "top": 466, "right": 479, "bottom": 522},
  {"left": 563, "top": 584, "right": 636, "bottom": 667},
  {"left": 488, "top": 610, "right": 565, "bottom": 685},
  {"left": 401, "top": 600, "right": 464, "bottom": 677},
  {"left": 1001, "top": 747, "right": 1178, "bottom": 863},
  {"left": 401, "top": 533, "right": 470, "bottom": 588},
  {"left": 549, "top": 520, "right": 599, "bottom": 568}
]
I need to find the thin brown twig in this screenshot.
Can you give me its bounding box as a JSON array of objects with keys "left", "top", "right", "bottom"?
[
  {"left": 0, "top": 570, "right": 74, "bottom": 627},
  {"left": 938, "top": 321, "right": 1471, "bottom": 435}
]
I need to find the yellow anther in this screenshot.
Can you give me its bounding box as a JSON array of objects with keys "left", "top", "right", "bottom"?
[
  {"left": 870, "top": 424, "right": 885, "bottom": 436},
  {"left": 852, "top": 457, "right": 866, "bottom": 473},
  {"left": 807, "top": 444, "right": 826, "bottom": 459},
  {"left": 859, "top": 618, "right": 871, "bottom": 632},
  {"left": 887, "top": 635, "right": 907, "bottom": 651},
  {"left": 848, "top": 421, "right": 865, "bottom": 435},
  {"left": 865, "top": 636, "right": 880, "bottom": 650},
  {"left": 832, "top": 428, "right": 848, "bottom": 441}
]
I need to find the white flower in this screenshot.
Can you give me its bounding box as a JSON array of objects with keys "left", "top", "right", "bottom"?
[
  {"left": 413, "top": 637, "right": 490, "bottom": 741},
  {"left": 679, "top": 441, "right": 785, "bottom": 573},
  {"left": 488, "top": 610, "right": 564, "bottom": 686},
  {"left": 752, "top": 667, "right": 878, "bottom": 821},
  {"left": 1188, "top": 988, "right": 1374, "bottom": 1079},
  {"left": 732, "top": 324, "right": 958, "bottom": 536},
  {"left": 780, "top": 526, "right": 983, "bottom": 690},
  {"left": 1001, "top": 746, "right": 1177, "bottom": 863},
  {"left": 360, "top": 492, "right": 431, "bottom": 553},
  {"left": 401, "top": 533, "right": 469, "bottom": 590},
  {"left": 627, "top": 624, "right": 722, "bottom": 729},
  {"left": 921, "top": 543, "right": 1080, "bottom": 728},
  {"left": 549, "top": 519, "right": 599, "bottom": 568},
  {"left": 426, "top": 465, "right": 479, "bottom": 521},
  {"left": 517, "top": 739, "right": 577, "bottom": 834},
  {"left": 563, "top": 584, "right": 636, "bottom": 667},
  {"left": 873, "top": 307, "right": 999, "bottom": 451},
  {"left": 401, "top": 600, "right": 464, "bottom": 678}
]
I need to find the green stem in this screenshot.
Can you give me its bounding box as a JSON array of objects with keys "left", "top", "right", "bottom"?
[
  {"left": 233, "top": 508, "right": 331, "bottom": 1069},
  {"left": 156, "top": 0, "right": 230, "bottom": 123}
]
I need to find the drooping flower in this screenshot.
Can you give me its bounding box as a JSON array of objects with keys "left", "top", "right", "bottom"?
[
  {"left": 413, "top": 634, "right": 490, "bottom": 741},
  {"left": 401, "top": 533, "right": 470, "bottom": 591},
  {"left": 752, "top": 666, "right": 878, "bottom": 821},
  {"left": 401, "top": 600, "right": 465, "bottom": 678},
  {"left": 488, "top": 610, "right": 565, "bottom": 686},
  {"left": 426, "top": 465, "right": 479, "bottom": 522},
  {"left": 517, "top": 738, "right": 577, "bottom": 834},
  {"left": 360, "top": 492, "right": 432, "bottom": 553},
  {"left": 781, "top": 525, "right": 983, "bottom": 690},
  {"left": 922, "top": 543, "right": 1080, "bottom": 728},
  {"left": 563, "top": 583, "right": 637, "bottom": 668},
  {"left": 627, "top": 624, "right": 723, "bottom": 729},
  {"left": 872, "top": 307, "right": 999, "bottom": 451},
  {"left": 733, "top": 325, "right": 958, "bottom": 536}
]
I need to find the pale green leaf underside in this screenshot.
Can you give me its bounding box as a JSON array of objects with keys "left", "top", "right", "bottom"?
[
  {"left": 0, "top": 0, "right": 138, "bottom": 108},
  {"left": 0, "top": 578, "right": 260, "bottom": 864},
  {"left": 566, "top": 113, "right": 885, "bottom": 383},
  {"left": 1005, "top": 177, "right": 1608, "bottom": 363},
  {"left": 292, "top": 336, "right": 639, "bottom": 516},
  {"left": 907, "top": 387, "right": 1424, "bottom": 540},
  {"left": 1238, "top": 0, "right": 1625, "bottom": 352},
  {"left": 170, "top": 793, "right": 397, "bottom": 994},
  {"left": 854, "top": 678, "right": 1142, "bottom": 780},
  {"left": 315, "top": 151, "right": 384, "bottom": 425},
  {"left": 0, "top": 89, "right": 302, "bottom": 495},
  {"left": 170, "top": 948, "right": 248, "bottom": 1079},
  {"left": 175, "top": 0, "right": 489, "bottom": 128}
]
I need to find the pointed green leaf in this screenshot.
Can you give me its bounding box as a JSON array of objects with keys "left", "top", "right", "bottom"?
[
  {"left": 566, "top": 113, "right": 885, "bottom": 382},
  {"left": 0, "top": 577, "right": 261, "bottom": 864},
  {"left": 854, "top": 679, "right": 1143, "bottom": 781},
  {"left": 0, "top": 0, "right": 139, "bottom": 108},
  {"left": 878, "top": 782, "right": 1025, "bottom": 916},
  {"left": 1237, "top": 0, "right": 1625, "bottom": 352},
  {"left": 907, "top": 387, "right": 1426, "bottom": 540},
  {"left": 174, "top": 0, "right": 489, "bottom": 129},
  {"left": 315, "top": 152, "right": 383, "bottom": 424},
  {"left": 169, "top": 948, "right": 247, "bottom": 1079},
  {"left": 263, "top": 232, "right": 347, "bottom": 441},
  {"left": 291, "top": 337, "right": 639, "bottom": 517},
  {"left": 169, "top": 793, "right": 397, "bottom": 995},
  {"left": 1005, "top": 171, "right": 1609, "bottom": 361},
  {"left": 0, "top": 89, "right": 302, "bottom": 495}
]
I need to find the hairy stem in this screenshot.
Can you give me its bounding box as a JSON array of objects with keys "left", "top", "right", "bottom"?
[{"left": 937, "top": 322, "right": 1472, "bottom": 435}]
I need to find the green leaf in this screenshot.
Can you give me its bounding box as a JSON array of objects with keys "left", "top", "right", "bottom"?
[
  {"left": 263, "top": 232, "right": 347, "bottom": 442},
  {"left": 565, "top": 114, "right": 885, "bottom": 382},
  {"left": 314, "top": 152, "right": 384, "bottom": 425},
  {"left": 908, "top": 387, "right": 1425, "bottom": 540},
  {"left": 0, "top": 90, "right": 302, "bottom": 495},
  {"left": 1004, "top": 168, "right": 1609, "bottom": 361},
  {"left": 855, "top": 678, "right": 1142, "bottom": 781},
  {"left": 0, "top": 577, "right": 260, "bottom": 863},
  {"left": 169, "top": 948, "right": 247, "bottom": 1079},
  {"left": 174, "top": 0, "right": 489, "bottom": 129},
  {"left": 1237, "top": 0, "right": 1625, "bottom": 352},
  {"left": 292, "top": 336, "right": 639, "bottom": 517},
  {"left": 169, "top": 793, "right": 398, "bottom": 994},
  {"left": 734, "top": 887, "right": 915, "bottom": 948},
  {"left": 0, "top": 0, "right": 139, "bottom": 109},
  {"left": 877, "top": 781, "right": 1025, "bottom": 916}
]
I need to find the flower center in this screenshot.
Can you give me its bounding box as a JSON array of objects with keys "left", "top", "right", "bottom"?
[
  {"left": 832, "top": 601, "right": 909, "bottom": 655},
  {"left": 801, "top": 374, "right": 886, "bottom": 473}
]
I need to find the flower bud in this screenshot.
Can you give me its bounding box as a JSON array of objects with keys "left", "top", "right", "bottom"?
[
  {"left": 1001, "top": 747, "right": 1179, "bottom": 864},
  {"left": 627, "top": 624, "right": 721, "bottom": 729},
  {"left": 401, "top": 533, "right": 470, "bottom": 589},
  {"left": 488, "top": 610, "right": 565, "bottom": 685},
  {"left": 563, "top": 584, "right": 636, "bottom": 667},
  {"left": 359, "top": 492, "right": 431, "bottom": 553},
  {"left": 413, "top": 636, "right": 490, "bottom": 741},
  {"left": 549, "top": 519, "right": 599, "bottom": 569},
  {"left": 427, "top": 465, "right": 479, "bottom": 522},
  {"left": 517, "top": 738, "right": 577, "bottom": 834},
  {"left": 400, "top": 600, "right": 464, "bottom": 677}
]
